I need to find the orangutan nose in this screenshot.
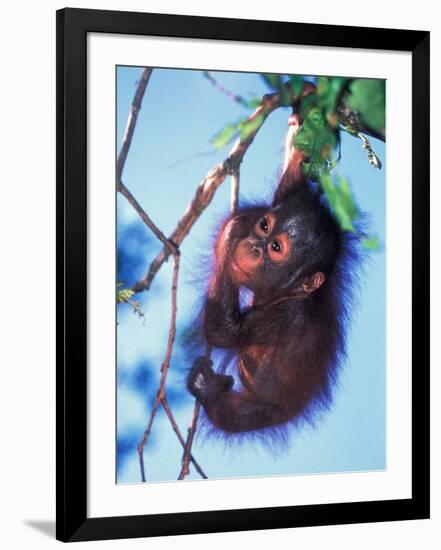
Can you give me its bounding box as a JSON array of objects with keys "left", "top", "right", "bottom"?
[{"left": 248, "top": 242, "right": 263, "bottom": 260}]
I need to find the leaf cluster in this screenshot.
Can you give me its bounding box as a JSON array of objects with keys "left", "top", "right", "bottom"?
[
  {"left": 346, "top": 79, "right": 385, "bottom": 138},
  {"left": 208, "top": 73, "right": 384, "bottom": 250},
  {"left": 116, "top": 282, "right": 145, "bottom": 319}
]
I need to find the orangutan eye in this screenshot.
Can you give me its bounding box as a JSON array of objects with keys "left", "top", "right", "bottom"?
[
  {"left": 259, "top": 218, "right": 269, "bottom": 233},
  {"left": 271, "top": 240, "right": 281, "bottom": 253}
]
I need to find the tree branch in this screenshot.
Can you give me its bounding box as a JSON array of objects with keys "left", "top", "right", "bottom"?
[
  {"left": 118, "top": 179, "right": 178, "bottom": 256},
  {"left": 161, "top": 396, "right": 207, "bottom": 479},
  {"left": 116, "top": 68, "right": 153, "bottom": 182},
  {"left": 178, "top": 345, "right": 213, "bottom": 480},
  {"left": 178, "top": 401, "right": 202, "bottom": 480},
  {"left": 137, "top": 250, "right": 180, "bottom": 481}
]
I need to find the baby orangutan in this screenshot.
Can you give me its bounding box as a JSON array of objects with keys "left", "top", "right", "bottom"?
[{"left": 187, "top": 114, "right": 357, "bottom": 434}]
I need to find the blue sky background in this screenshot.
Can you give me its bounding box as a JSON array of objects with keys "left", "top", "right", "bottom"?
[{"left": 116, "top": 66, "right": 386, "bottom": 484}]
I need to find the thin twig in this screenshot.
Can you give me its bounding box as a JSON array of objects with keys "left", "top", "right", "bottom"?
[
  {"left": 161, "top": 396, "right": 207, "bottom": 479},
  {"left": 132, "top": 92, "right": 284, "bottom": 294},
  {"left": 178, "top": 345, "right": 213, "bottom": 480},
  {"left": 119, "top": 179, "right": 178, "bottom": 255},
  {"left": 116, "top": 68, "right": 153, "bottom": 182},
  {"left": 137, "top": 398, "right": 161, "bottom": 482},
  {"left": 203, "top": 71, "right": 251, "bottom": 108},
  {"left": 137, "top": 251, "right": 180, "bottom": 481},
  {"left": 178, "top": 401, "right": 202, "bottom": 480}
]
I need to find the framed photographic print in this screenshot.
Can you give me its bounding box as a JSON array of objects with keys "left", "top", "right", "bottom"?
[{"left": 56, "top": 7, "right": 430, "bottom": 543}]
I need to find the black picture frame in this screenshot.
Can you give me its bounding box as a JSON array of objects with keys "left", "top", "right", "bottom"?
[{"left": 56, "top": 7, "right": 430, "bottom": 543}]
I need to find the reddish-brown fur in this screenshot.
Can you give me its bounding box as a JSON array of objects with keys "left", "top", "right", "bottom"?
[{"left": 187, "top": 116, "right": 359, "bottom": 435}]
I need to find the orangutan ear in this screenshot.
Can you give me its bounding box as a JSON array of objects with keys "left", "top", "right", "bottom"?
[{"left": 302, "top": 272, "right": 325, "bottom": 293}]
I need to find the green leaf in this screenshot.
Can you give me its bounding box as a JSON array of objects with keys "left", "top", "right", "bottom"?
[
  {"left": 288, "top": 75, "right": 304, "bottom": 97},
  {"left": 211, "top": 111, "right": 268, "bottom": 150},
  {"left": 319, "top": 173, "right": 359, "bottom": 232},
  {"left": 294, "top": 107, "right": 337, "bottom": 179},
  {"left": 347, "top": 79, "right": 385, "bottom": 137},
  {"left": 316, "top": 76, "right": 330, "bottom": 97},
  {"left": 239, "top": 113, "right": 265, "bottom": 142},
  {"left": 262, "top": 73, "right": 284, "bottom": 91},
  {"left": 335, "top": 175, "right": 359, "bottom": 220},
  {"left": 261, "top": 74, "right": 291, "bottom": 105},
  {"left": 211, "top": 117, "right": 248, "bottom": 149},
  {"left": 116, "top": 286, "right": 145, "bottom": 320},
  {"left": 117, "top": 288, "right": 135, "bottom": 303},
  {"left": 299, "top": 93, "right": 317, "bottom": 121},
  {"left": 361, "top": 235, "right": 381, "bottom": 250},
  {"left": 316, "top": 77, "right": 348, "bottom": 112},
  {"left": 244, "top": 97, "right": 262, "bottom": 109}
]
